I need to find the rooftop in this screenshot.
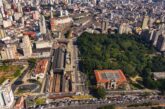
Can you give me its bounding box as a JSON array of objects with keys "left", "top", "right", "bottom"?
[
  {"left": 34, "top": 59, "right": 48, "bottom": 74},
  {"left": 95, "top": 70, "right": 127, "bottom": 84},
  {"left": 153, "top": 72, "right": 165, "bottom": 80}
]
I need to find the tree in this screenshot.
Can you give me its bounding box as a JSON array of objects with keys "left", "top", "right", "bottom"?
[
  {"left": 28, "top": 58, "right": 36, "bottom": 68},
  {"left": 13, "top": 69, "right": 21, "bottom": 77},
  {"left": 98, "top": 105, "right": 115, "bottom": 109},
  {"left": 77, "top": 32, "right": 165, "bottom": 91},
  {"left": 95, "top": 87, "right": 106, "bottom": 99}
]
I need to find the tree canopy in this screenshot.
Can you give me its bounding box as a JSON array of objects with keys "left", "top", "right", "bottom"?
[{"left": 77, "top": 32, "right": 165, "bottom": 91}]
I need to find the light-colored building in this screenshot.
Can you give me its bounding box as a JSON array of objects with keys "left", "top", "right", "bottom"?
[
  {"left": 50, "top": 17, "right": 72, "bottom": 31},
  {"left": 0, "top": 44, "right": 18, "bottom": 60},
  {"left": 35, "top": 41, "right": 53, "bottom": 49},
  {"left": 22, "top": 35, "right": 32, "bottom": 57},
  {"left": 151, "top": 30, "right": 161, "bottom": 46},
  {"left": 101, "top": 20, "right": 109, "bottom": 34},
  {"left": 39, "top": 15, "right": 46, "bottom": 34},
  {"left": 142, "top": 16, "right": 149, "bottom": 30},
  {"left": 13, "top": 12, "right": 22, "bottom": 21},
  {"left": 149, "top": 29, "right": 156, "bottom": 41},
  {"left": 153, "top": 72, "right": 165, "bottom": 80},
  {"left": 119, "top": 23, "right": 132, "bottom": 34},
  {"left": 0, "top": 28, "right": 6, "bottom": 39},
  {"left": 0, "top": 79, "right": 15, "bottom": 109},
  {"left": 156, "top": 34, "right": 165, "bottom": 51},
  {"left": 3, "top": 20, "right": 12, "bottom": 28}
]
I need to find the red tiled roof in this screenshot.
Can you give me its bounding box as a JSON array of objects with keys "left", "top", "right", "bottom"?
[
  {"left": 94, "top": 70, "right": 127, "bottom": 84},
  {"left": 34, "top": 59, "right": 48, "bottom": 74}
]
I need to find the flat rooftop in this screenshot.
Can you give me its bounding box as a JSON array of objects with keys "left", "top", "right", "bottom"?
[
  {"left": 95, "top": 70, "right": 127, "bottom": 84},
  {"left": 153, "top": 72, "right": 165, "bottom": 80}
]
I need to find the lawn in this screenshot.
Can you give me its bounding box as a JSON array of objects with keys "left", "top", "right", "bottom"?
[
  {"left": 0, "top": 65, "right": 23, "bottom": 84},
  {"left": 35, "top": 98, "right": 46, "bottom": 105}
]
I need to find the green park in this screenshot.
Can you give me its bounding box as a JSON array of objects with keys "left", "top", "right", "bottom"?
[{"left": 77, "top": 32, "right": 165, "bottom": 94}]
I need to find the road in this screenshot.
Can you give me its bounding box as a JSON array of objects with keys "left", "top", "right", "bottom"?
[
  {"left": 28, "top": 94, "right": 165, "bottom": 109},
  {"left": 11, "top": 65, "right": 30, "bottom": 91}
]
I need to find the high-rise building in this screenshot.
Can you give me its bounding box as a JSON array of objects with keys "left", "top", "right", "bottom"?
[
  {"left": 119, "top": 23, "right": 132, "bottom": 34},
  {"left": 0, "top": 79, "right": 14, "bottom": 109},
  {"left": 22, "top": 35, "right": 32, "bottom": 57},
  {"left": 39, "top": 15, "right": 46, "bottom": 34},
  {"left": 0, "top": 28, "right": 6, "bottom": 39},
  {"left": 142, "top": 16, "right": 149, "bottom": 30},
  {"left": 149, "top": 29, "right": 156, "bottom": 41},
  {"left": 101, "top": 20, "right": 108, "bottom": 34},
  {"left": 152, "top": 30, "right": 161, "bottom": 46},
  {"left": 156, "top": 34, "right": 165, "bottom": 51},
  {"left": 0, "top": 44, "right": 18, "bottom": 60},
  {"left": 119, "top": 23, "right": 125, "bottom": 34},
  {"left": 149, "top": 17, "right": 155, "bottom": 28},
  {"left": 159, "top": 15, "right": 165, "bottom": 31},
  {"left": 17, "top": 3, "right": 23, "bottom": 13}
]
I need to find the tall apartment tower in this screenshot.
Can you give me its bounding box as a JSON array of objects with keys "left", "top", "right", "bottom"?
[
  {"left": 0, "top": 28, "right": 6, "bottom": 39},
  {"left": 101, "top": 20, "right": 108, "bottom": 34},
  {"left": 152, "top": 30, "right": 161, "bottom": 46},
  {"left": 159, "top": 15, "right": 165, "bottom": 31},
  {"left": 0, "top": 44, "right": 18, "bottom": 60},
  {"left": 0, "top": 80, "right": 14, "bottom": 109},
  {"left": 156, "top": 33, "right": 165, "bottom": 51},
  {"left": 142, "top": 16, "right": 149, "bottom": 30},
  {"left": 22, "top": 35, "right": 32, "bottom": 57},
  {"left": 119, "top": 23, "right": 132, "bottom": 34},
  {"left": 39, "top": 15, "right": 46, "bottom": 34}
]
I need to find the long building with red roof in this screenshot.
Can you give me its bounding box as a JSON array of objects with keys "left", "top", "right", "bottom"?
[{"left": 94, "top": 70, "right": 127, "bottom": 89}]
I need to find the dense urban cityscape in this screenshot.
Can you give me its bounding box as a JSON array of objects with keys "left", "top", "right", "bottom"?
[{"left": 0, "top": 0, "right": 165, "bottom": 109}]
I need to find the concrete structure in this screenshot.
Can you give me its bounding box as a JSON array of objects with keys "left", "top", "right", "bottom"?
[
  {"left": 151, "top": 30, "right": 161, "bottom": 46},
  {"left": 0, "top": 80, "right": 14, "bottom": 109},
  {"left": 13, "top": 12, "right": 22, "bottom": 21},
  {"left": 0, "top": 28, "right": 6, "bottom": 39},
  {"left": 119, "top": 23, "right": 132, "bottom": 34},
  {"left": 0, "top": 44, "right": 18, "bottom": 60},
  {"left": 156, "top": 33, "right": 165, "bottom": 51},
  {"left": 39, "top": 15, "right": 46, "bottom": 34},
  {"left": 142, "top": 16, "right": 149, "bottom": 30},
  {"left": 153, "top": 72, "right": 165, "bottom": 80},
  {"left": 101, "top": 20, "right": 108, "bottom": 34},
  {"left": 149, "top": 29, "right": 157, "bottom": 41},
  {"left": 22, "top": 35, "right": 32, "bottom": 57},
  {"left": 95, "top": 70, "right": 127, "bottom": 89},
  {"left": 50, "top": 17, "right": 72, "bottom": 31},
  {"left": 35, "top": 41, "right": 53, "bottom": 49},
  {"left": 3, "top": 20, "right": 12, "bottom": 28}
]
